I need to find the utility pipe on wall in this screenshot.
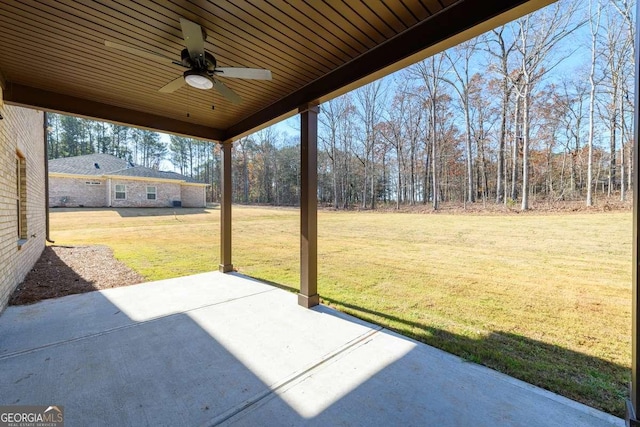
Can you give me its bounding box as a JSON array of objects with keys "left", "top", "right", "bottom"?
[{"left": 43, "top": 111, "right": 54, "bottom": 244}]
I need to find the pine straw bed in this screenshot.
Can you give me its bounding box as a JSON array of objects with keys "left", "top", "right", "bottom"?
[{"left": 10, "top": 245, "right": 144, "bottom": 305}]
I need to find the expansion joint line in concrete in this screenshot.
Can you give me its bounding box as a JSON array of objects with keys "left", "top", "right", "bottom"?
[
  {"left": 203, "top": 326, "right": 384, "bottom": 426},
  {"left": 0, "top": 288, "right": 277, "bottom": 361}
]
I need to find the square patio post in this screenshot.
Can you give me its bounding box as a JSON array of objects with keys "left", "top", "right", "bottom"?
[
  {"left": 219, "top": 141, "right": 233, "bottom": 273},
  {"left": 299, "top": 103, "right": 320, "bottom": 308},
  {"left": 628, "top": 2, "right": 640, "bottom": 424}
]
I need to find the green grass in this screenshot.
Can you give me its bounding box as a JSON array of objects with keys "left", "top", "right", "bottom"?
[{"left": 49, "top": 205, "right": 632, "bottom": 417}]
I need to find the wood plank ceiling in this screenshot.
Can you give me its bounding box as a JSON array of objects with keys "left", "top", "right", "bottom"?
[{"left": 0, "top": 0, "right": 553, "bottom": 142}]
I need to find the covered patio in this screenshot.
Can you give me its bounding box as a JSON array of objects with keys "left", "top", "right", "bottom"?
[
  {"left": 0, "top": 272, "right": 623, "bottom": 426},
  {"left": 0, "top": 0, "right": 639, "bottom": 425},
  {"left": 0, "top": 0, "right": 561, "bottom": 307}
]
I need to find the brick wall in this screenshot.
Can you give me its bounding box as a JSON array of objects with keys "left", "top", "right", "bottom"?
[
  {"left": 0, "top": 105, "right": 46, "bottom": 312},
  {"left": 181, "top": 184, "right": 206, "bottom": 208},
  {"left": 49, "top": 176, "right": 207, "bottom": 208},
  {"left": 49, "top": 176, "right": 107, "bottom": 207},
  {"left": 109, "top": 179, "right": 181, "bottom": 208}
]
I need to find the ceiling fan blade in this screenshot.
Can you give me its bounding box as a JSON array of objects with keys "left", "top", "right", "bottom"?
[
  {"left": 179, "top": 18, "right": 205, "bottom": 61},
  {"left": 159, "top": 76, "right": 185, "bottom": 93},
  {"left": 213, "top": 79, "right": 241, "bottom": 104},
  {"left": 215, "top": 67, "right": 272, "bottom": 80},
  {"left": 104, "top": 41, "right": 177, "bottom": 66}
]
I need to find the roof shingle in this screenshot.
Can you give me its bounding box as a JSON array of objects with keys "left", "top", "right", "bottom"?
[
  {"left": 49, "top": 153, "right": 129, "bottom": 176},
  {"left": 48, "top": 154, "right": 203, "bottom": 184}
]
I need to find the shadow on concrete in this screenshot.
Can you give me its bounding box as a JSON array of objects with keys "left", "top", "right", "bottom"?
[
  {"left": 242, "top": 276, "right": 299, "bottom": 294},
  {"left": 242, "top": 274, "right": 627, "bottom": 416},
  {"left": 318, "top": 295, "right": 629, "bottom": 418},
  {"left": 1, "top": 278, "right": 434, "bottom": 426},
  {"left": 1, "top": 293, "right": 272, "bottom": 425},
  {"left": 0, "top": 273, "right": 623, "bottom": 426},
  {"left": 242, "top": 273, "right": 628, "bottom": 416}
]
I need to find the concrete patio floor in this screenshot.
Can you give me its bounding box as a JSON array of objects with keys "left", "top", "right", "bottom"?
[{"left": 0, "top": 272, "right": 623, "bottom": 426}]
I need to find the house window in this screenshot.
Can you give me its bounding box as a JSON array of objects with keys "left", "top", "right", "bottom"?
[
  {"left": 16, "top": 153, "right": 27, "bottom": 240},
  {"left": 146, "top": 186, "right": 157, "bottom": 200},
  {"left": 115, "top": 184, "right": 126, "bottom": 200}
]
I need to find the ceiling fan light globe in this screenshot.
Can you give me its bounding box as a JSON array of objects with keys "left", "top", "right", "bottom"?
[{"left": 184, "top": 73, "right": 213, "bottom": 90}]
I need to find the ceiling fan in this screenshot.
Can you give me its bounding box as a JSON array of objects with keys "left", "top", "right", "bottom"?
[{"left": 104, "top": 18, "right": 272, "bottom": 105}]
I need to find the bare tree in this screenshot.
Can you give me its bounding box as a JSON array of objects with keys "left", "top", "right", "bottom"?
[
  {"left": 319, "top": 95, "right": 356, "bottom": 208},
  {"left": 380, "top": 78, "right": 425, "bottom": 208},
  {"left": 511, "top": 2, "right": 585, "bottom": 210},
  {"left": 468, "top": 73, "right": 497, "bottom": 203},
  {"left": 354, "top": 80, "right": 387, "bottom": 209},
  {"left": 412, "top": 53, "right": 450, "bottom": 210},
  {"left": 483, "top": 27, "right": 519, "bottom": 204},
  {"left": 586, "top": 0, "right": 602, "bottom": 206},
  {"left": 609, "top": 0, "right": 636, "bottom": 200},
  {"left": 596, "top": 1, "right": 629, "bottom": 198},
  {"left": 234, "top": 137, "right": 252, "bottom": 203},
  {"left": 443, "top": 40, "right": 479, "bottom": 203}
]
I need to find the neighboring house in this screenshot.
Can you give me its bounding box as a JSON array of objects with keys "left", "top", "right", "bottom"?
[
  {"left": 0, "top": 104, "right": 46, "bottom": 311},
  {"left": 48, "top": 153, "right": 207, "bottom": 208}
]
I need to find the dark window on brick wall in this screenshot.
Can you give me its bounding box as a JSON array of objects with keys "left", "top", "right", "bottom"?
[
  {"left": 147, "top": 186, "right": 157, "bottom": 200},
  {"left": 115, "top": 184, "right": 126, "bottom": 200}
]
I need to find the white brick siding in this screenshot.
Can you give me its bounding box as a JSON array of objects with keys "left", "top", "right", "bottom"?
[
  {"left": 109, "top": 179, "right": 182, "bottom": 208},
  {"left": 49, "top": 176, "right": 107, "bottom": 207},
  {"left": 0, "top": 105, "right": 46, "bottom": 312},
  {"left": 49, "top": 174, "right": 207, "bottom": 208},
  {"left": 181, "top": 184, "right": 206, "bottom": 208}
]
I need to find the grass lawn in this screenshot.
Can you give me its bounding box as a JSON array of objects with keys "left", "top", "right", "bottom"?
[{"left": 49, "top": 205, "right": 631, "bottom": 417}]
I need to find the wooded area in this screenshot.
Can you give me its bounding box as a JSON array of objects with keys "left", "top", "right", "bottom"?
[{"left": 46, "top": 0, "right": 635, "bottom": 210}]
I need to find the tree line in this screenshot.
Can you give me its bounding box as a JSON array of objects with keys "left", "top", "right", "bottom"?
[
  {"left": 316, "top": 0, "right": 635, "bottom": 210},
  {"left": 47, "top": 0, "right": 635, "bottom": 210}
]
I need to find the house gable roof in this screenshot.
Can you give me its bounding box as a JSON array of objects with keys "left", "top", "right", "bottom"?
[
  {"left": 108, "top": 166, "right": 202, "bottom": 183},
  {"left": 49, "top": 153, "right": 129, "bottom": 176},
  {"left": 49, "top": 153, "right": 203, "bottom": 184}
]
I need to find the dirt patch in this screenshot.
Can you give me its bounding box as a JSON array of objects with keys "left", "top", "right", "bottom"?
[{"left": 10, "top": 245, "right": 145, "bottom": 305}]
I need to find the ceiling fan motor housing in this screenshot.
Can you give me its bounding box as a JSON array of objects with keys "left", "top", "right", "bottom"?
[{"left": 180, "top": 48, "right": 217, "bottom": 72}]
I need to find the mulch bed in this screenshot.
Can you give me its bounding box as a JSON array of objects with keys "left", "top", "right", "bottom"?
[{"left": 10, "top": 245, "right": 145, "bottom": 306}]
